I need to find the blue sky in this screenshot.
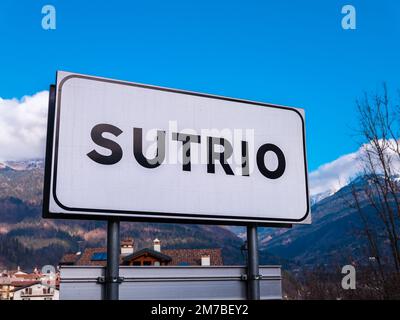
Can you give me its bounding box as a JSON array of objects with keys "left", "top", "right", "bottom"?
[{"left": 0, "top": 0, "right": 399, "bottom": 171}]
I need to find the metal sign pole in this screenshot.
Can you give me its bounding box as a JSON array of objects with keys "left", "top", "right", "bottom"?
[
  {"left": 105, "top": 218, "right": 120, "bottom": 300},
  {"left": 246, "top": 224, "right": 260, "bottom": 300}
]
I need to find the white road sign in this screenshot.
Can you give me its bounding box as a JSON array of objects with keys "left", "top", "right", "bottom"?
[{"left": 43, "top": 71, "right": 310, "bottom": 225}]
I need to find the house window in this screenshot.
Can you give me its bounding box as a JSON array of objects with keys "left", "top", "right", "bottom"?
[
  {"left": 132, "top": 261, "right": 141, "bottom": 266},
  {"left": 42, "top": 288, "right": 51, "bottom": 294},
  {"left": 143, "top": 261, "right": 152, "bottom": 266},
  {"left": 154, "top": 261, "right": 160, "bottom": 266}
]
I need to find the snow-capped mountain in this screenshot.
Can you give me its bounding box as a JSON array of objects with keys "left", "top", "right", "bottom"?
[
  {"left": 310, "top": 189, "right": 337, "bottom": 206},
  {"left": 0, "top": 159, "right": 45, "bottom": 171}
]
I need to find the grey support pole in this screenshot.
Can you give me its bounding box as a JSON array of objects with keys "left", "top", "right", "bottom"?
[
  {"left": 246, "top": 224, "right": 260, "bottom": 300},
  {"left": 106, "top": 218, "right": 120, "bottom": 300}
]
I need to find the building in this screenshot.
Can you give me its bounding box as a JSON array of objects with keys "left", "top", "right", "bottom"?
[
  {"left": 0, "top": 267, "right": 59, "bottom": 300},
  {"left": 60, "top": 238, "right": 223, "bottom": 267},
  {"left": 0, "top": 277, "right": 15, "bottom": 300},
  {"left": 12, "top": 283, "right": 59, "bottom": 300}
]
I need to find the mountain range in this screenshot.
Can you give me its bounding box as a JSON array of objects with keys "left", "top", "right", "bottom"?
[
  {"left": 258, "top": 175, "right": 396, "bottom": 272},
  {"left": 0, "top": 159, "right": 385, "bottom": 271}
]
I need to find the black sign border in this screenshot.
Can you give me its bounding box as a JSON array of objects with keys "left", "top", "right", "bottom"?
[{"left": 43, "top": 72, "right": 309, "bottom": 226}]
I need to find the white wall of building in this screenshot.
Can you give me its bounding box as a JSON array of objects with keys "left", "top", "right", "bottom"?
[{"left": 13, "top": 284, "right": 59, "bottom": 300}]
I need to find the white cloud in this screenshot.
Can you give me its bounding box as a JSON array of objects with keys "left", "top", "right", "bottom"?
[
  {"left": 0, "top": 91, "right": 49, "bottom": 161},
  {"left": 309, "top": 149, "right": 362, "bottom": 197},
  {"left": 309, "top": 141, "right": 400, "bottom": 197}
]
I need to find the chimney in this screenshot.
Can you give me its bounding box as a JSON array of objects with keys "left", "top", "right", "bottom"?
[
  {"left": 121, "top": 237, "right": 135, "bottom": 256},
  {"left": 153, "top": 238, "right": 161, "bottom": 252},
  {"left": 201, "top": 255, "right": 211, "bottom": 266}
]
